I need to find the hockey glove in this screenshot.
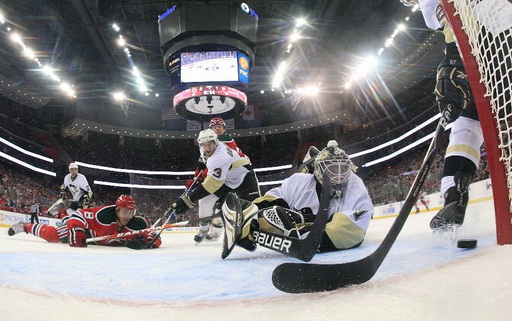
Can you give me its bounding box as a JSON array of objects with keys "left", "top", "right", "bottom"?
[
  {"left": 68, "top": 227, "right": 87, "bottom": 247},
  {"left": 60, "top": 191, "right": 66, "bottom": 201},
  {"left": 197, "top": 159, "right": 207, "bottom": 170},
  {"left": 172, "top": 194, "right": 195, "bottom": 214},
  {"left": 126, "top": 231, "right": 162, "bottom": 249},
  {"left": 81, "top": 195, "right": 90, "bottom": 209},
  {"left": 435, "top": 55, "right": 471, "bottom": 123},
  {"left": 259, "top": 206, "right": 313, "bottom": 239}
]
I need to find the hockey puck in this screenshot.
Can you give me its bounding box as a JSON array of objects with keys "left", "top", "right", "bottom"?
[{"left": 457, "top": 239, "right": 477, "bottom": 249}]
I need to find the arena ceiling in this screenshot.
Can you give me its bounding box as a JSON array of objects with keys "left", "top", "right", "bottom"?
[{"left": 0, "top": 0, "right": 444, "bottom": 133}]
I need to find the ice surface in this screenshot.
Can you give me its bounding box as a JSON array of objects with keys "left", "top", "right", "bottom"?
[{"left": 1, "top": 198, "right": 511, "bottom": 320}]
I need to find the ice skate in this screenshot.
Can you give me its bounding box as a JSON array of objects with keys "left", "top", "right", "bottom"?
[
  {"left": 430, "top": 187, "right": 468, "bottom": 230},
  {"left": 8, "top": 222, "right": 26, "bottom": 236},
  {"left": 430, "top": 172, "right": 471, "bottom": 231},
  {"left": 194, "top": 229, "right": 208, "bottom": 245},
  {"left": 205, "top": 225, "right": 223, "bottom": 242},
  {"left": 205, "top": 231, "right": 221, "bottom": 242}
]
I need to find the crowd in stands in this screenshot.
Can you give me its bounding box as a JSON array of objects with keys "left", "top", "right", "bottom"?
[
  {"left": 0, "top": 163, "right": 57, "bottom": 215},
  {"left": 0, "top": 99, "right": 492, "bottom": 225}
]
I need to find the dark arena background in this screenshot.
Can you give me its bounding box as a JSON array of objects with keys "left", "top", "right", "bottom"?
[{"left": 0, "top": 1, "right": 510, "bottom": 320}]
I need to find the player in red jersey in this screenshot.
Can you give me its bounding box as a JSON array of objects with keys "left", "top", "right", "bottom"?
[
  {"left": 7, "top": 195, "right": 161, "bottom": 248},
  {"left": 209, "top": 117, "right": 247, "bottom": 158}
]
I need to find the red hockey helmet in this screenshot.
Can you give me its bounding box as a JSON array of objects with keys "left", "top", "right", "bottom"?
[
  {"left": 116, "top": 195, "right": 136, "bottom": 209},
  {"left": 209, "top": 117, "right": 226, "bottom": 128}
]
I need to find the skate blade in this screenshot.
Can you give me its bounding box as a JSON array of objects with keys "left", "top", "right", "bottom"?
[{"left": 432, "top": 224, "right": 459, "bottom": 246}]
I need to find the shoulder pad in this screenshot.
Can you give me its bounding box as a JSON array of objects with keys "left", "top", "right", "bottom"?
[
  {"left": 96, "top": 206, "right": 117, "bottom": 225},
  {"left": 126, "top": 216, "right": 150, "bottom": 230}
]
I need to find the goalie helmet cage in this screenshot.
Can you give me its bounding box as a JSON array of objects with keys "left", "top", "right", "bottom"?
[{"left": 441, "top": 0, "right": 512, "bottom": 244}]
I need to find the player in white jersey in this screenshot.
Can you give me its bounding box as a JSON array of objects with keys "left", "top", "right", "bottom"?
[
  {"left": 400, "top": 0, "right": 483, "bottom": 230},
  {"left": 220, "top": 141, "right": 374, "bottom": 257},
  {"left": 61, "top": 162, "right": 93, "bottom": 211},
  {"left": 171, "top": 129, "right": 260, "bottom": 243}
]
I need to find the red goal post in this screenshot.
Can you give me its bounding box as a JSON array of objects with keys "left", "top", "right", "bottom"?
[{"left": 441, "top": 0, "right": 512, "bottom": 244}]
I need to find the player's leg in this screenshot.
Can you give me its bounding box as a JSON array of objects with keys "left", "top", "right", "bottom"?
[
  {"left": 195, "top": 194, "right": 218, "bottom": 243},
  {"left": 8, "top": 222, "right": 61, "bottom": 243},
  {"left": 430, "top": 115, "right": 483, "bottom": 229},
  {"left": 205, "top": 199, "right": 223, "bottom": 241}
]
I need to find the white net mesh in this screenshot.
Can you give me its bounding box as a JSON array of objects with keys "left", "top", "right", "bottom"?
[{"left": 448, "top": 0, "right": 512, "bottom": 212}]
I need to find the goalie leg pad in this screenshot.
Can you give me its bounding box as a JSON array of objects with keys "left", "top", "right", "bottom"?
[
  {"left": 221, "top": 192, "right": 258, "bottom": 259},
  {"left": 258, "top": 206, "right": 313, "bottom": 239}
]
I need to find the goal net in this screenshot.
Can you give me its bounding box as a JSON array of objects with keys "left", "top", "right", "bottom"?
[{"left": 441, "top": 0, "right": 512, "bottom": 244}]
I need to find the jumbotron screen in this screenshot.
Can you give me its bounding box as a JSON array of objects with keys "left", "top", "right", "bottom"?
[{"left": 180, "top": 51, "right": 239, "bottom": 83}]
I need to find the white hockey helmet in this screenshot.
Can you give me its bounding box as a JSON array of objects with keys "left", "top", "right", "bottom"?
[
  {"left": 197, "top": 129, "right": 218, "bottom": 145},
  {"left": 69, "top": 162, "right": 78, "bottom": 170},
  {"left": 314, "top": 143, "right": 355, "bottom": 198}
]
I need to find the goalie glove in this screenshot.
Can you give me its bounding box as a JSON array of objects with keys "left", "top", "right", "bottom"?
[
  {"left": 68, "top": 227, "right": 87, "bottom": 247},
  {"left": 435, "top": 53, "right": 472, "bottom": 123},
  {"left": 172, "top": 194, "right": 195, "bottom": 214},
  {"left": 259, "top": 206, "right": 314, "bottom": 239}
]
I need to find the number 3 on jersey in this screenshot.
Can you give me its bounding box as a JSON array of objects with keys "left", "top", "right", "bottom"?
[{"left": 212, "top": 168, "right": 222, "bottom": 178}]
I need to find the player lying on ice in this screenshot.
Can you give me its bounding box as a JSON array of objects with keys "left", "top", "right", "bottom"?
[
  {"left": 220, "top": 140, "right": 374, "bottom": 259},
  {"left": 7, "top": 195, "right": 161, "bottom": 248}
]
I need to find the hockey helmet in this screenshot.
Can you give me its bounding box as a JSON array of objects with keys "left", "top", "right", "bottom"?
[
  {"left": 116, "top": 194, "right": 136, "bottom": 210},
  {"left": 197, "top": 129, "right": 218, "bottom": 145},
  {"left": 69, "top": 162, "right": 78, "bottom": 170},
  {"left": 209, "top": 117, "right": 226, "bottom": 128},
  {"left": 314, "top": 142, "right": 355, "bottom": 198}
]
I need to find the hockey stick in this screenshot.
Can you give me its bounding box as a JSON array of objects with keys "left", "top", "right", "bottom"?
[
  {"left": 272, "top": 109, "right": 450, "bottom": 293},
  {"left": 150, "top": 170, "right": 204, "bottom": 229},
  {"left": 86, "top": 214, "right": 218, "bottom": 244},
  {"left": 134, "top": 170, "right": 205, "bottom": 249},
  {"left": 250, "top": 174, "right": 332, "bottom": 262},
  {"left": 46, "top": 199, "right": 66, "bottom": 217}
]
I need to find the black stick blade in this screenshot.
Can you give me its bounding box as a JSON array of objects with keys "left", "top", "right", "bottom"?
[{"left": 272, "top": 256, "right": 376, "bottom": 293}]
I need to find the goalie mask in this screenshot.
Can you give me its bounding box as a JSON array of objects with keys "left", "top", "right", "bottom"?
[{"left": 314, "top": 145, "right": 355, "bottom": 198}]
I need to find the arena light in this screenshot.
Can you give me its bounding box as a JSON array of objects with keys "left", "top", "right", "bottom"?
[
  {"left": 362, "top": 132, "right": 434, "bottom": 167},
  {"left": 6, "top": 26, "right": 76, "bottom": 97},
  {"left": 0, "top": 151, "right": 56, "bottom": 176},
  {"left": 295, "top": 17, "right": 307, "bottom": 27},
  {"left": 94, "top": 178, "right": 286, "bottom": 189},
  {"left": 254, "top": 164, "right": 292, "bottom": 172},
  {"left": 111, "top": 23, "right": 150, "bottom": 95},
  {"left": 94, "top": 181, "right": 186, "bottom": 190},
  {"left": 116, "top": 35, "right": 126, "bottom": 47},
  {"left": 289, "top": 31, "right": 301, "bottom": 42},
  {"left": 77, "top": 160, "right": 291, "bottom": 176},
  {"left": 350, "top": 113, "right": 441, "bottom": 158},
  {"left": 258, "top": 180, "right": 284, "bottom": 186},
  {"left": 361, "top": 122, "right": 453, "bottom": 167},
  {"left": 0, "top": 12, "right": 5, "bottom": 24},
  {"left": 112, "top": 91, "right": 126, "bottom": 101},
  {"left": 76, "top": 161, "right": 195, "bottom": 175},
  {"left": 0, "top": 137, "right": 53, "bottom": 162}
]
